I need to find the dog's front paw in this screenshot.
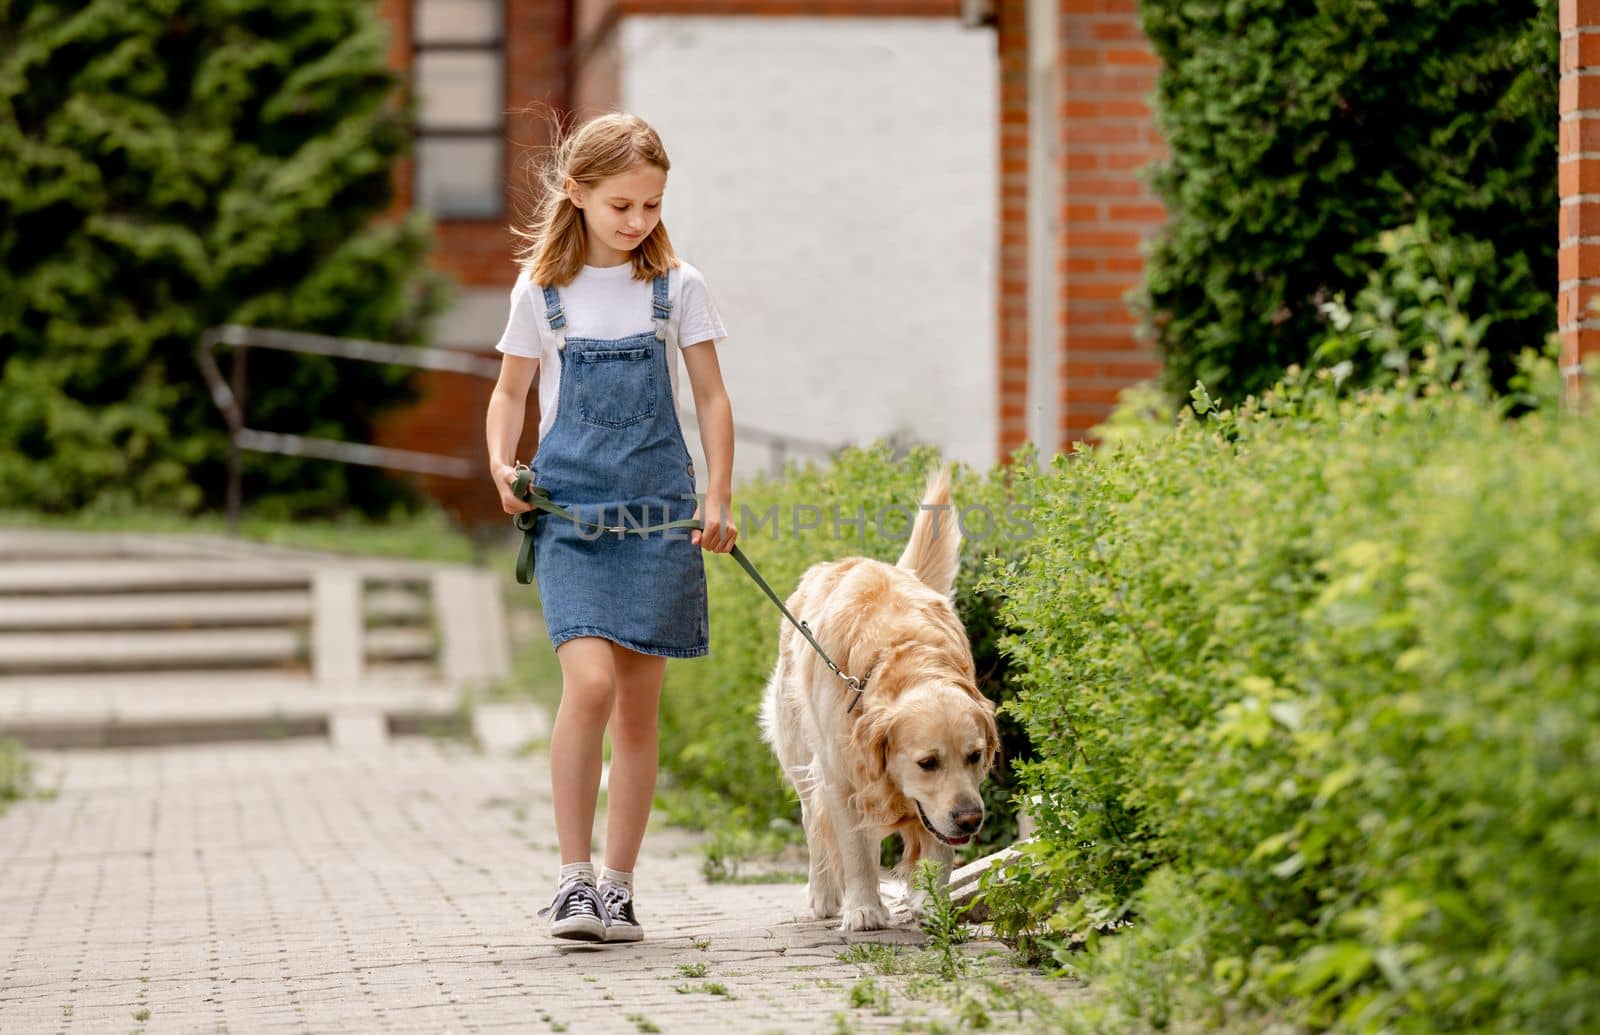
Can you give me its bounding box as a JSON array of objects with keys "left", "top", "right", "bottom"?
[
  {"left": 808, "top": 880, "right": 842, "bottom": 920},
  {"left": 839, "top": 900, "right": 891, "bottom": 932}
]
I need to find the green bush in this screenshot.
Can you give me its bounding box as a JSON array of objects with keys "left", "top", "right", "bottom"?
[
  {"left": 658, "top": 442, "right": 1038, "bottom": 864},
  {"left": 1138, "top": 0, "right": 1556, "bottom": 403},
  {"left": 0, "top": 0, "right": 447, "bottom": 518},
  {"left": 1312, "top": 216, "right": 1533, "bottom": 391},
  {"left": 981, "top": 349, "right": 1599, "bottom": 1031}
]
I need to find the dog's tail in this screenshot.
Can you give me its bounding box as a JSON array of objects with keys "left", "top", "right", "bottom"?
[{"left": 895, "top": 463, "right": 960, "bottom": 597}]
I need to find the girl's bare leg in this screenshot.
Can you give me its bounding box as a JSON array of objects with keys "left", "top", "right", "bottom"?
[
  {"left": 601, "top": 643, "right": 667, "bottom": 874},
  {"left": 549, "top": 637, "right": 619, "bottom": 865}
]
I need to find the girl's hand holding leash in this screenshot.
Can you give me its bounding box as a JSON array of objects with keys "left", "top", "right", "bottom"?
[
  {"left": 694, "top": 495, "right": 738, "bottom": 553},
  {"left": 494, "top": 463, "right": 533, "bottom": 515}
]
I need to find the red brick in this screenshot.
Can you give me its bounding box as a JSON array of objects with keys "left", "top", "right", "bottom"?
[
  {"left": 1066, "top": 333, "right": 1142, "bottom": 352},
  {"left": 1561, "top": 155, "right": 1600, "bottom": 195},
  {"left": 1562, "top": 0, "right": 1600, "bottom": 32},
  {"left": 1559, "top": 282, "right": 1600, "bottom": 324},
  {"left": 1060, "top": 385, "right": 1128, "bottom": 405},
  {"left": 1559, "top": 328, "right": 1600, "bottom": 367},
  {"left": 1558, "top": 242, "right": 1600, "bottom": 282},
  {"left": 1065, "top": 306, "right": 1137, "bottom": 328},
  {"left": 1103, "top": 150, "right": 1159, "bottom": 171},
  {"left": 1067, "top": 122, "right": 1149, "bottom": 146},
  {"left": 1561, "top": 199, "right": 1600, "bottom": 239},
  {"left": 1067, "top": 175, "right": 1149, "bottom": 197},
  {"left": 1090, "top": 19, "right": 1147, "bottom": 41},
  {"left": 1107, "top": 202, "right": 1166, "bottom": 222},
  {"left": 1068, "top": 229, "right": 1143, "bottom": 248},
  {"left": 1559, "top": 71, "right": 1600, "bottom": 111},
  {"left": 1102, "top": 360, "right": 1162, "bottom": 379},
  {"left": 1066, "top": 68, "right": 1156, "bottom": 94},
  {"left": 1063, "top": 98, "right": 1150, "bottom": 118},
  {"left": 1104, "top": 47, "right": 1161, "bottom": 68},
  {"left": 1561, "top": 116, "right": 1600, "bottom": 156},
  {"left": 1068, "top": 282, "right": 1134, "bottom": 301},
  {"left": 1561, "top": 31, "right": 1600, "bottom": 73}
]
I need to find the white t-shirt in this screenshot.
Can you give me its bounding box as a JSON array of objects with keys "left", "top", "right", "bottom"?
[{"left": 494, "top": 261, "right": 728, "bottom": 443}]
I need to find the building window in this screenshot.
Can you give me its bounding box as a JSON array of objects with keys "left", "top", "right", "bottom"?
[{"left": 413, "top": 0, "right": 504, "bottom": 219}]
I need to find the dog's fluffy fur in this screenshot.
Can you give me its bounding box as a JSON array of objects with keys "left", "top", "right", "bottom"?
[{"left": 758, "top": 465, "right": 999, "bottom": 931}]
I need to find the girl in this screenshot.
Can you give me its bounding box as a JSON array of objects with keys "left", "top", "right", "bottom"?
[{"left": 484, "top": 112, "right": 738, "bottom": 944}]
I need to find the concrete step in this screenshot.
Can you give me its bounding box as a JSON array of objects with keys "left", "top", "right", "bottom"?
[
  {"left": 0, "top": 529, "right": 237, "bottom": 563},
  {"left": 0, "top": 529, "right": 504, "bottom": 748},
  {"left": 0, "top": 671, "right": 461, "bottom": 749},
  {"left": 0, "top": 590, "right": 312, "bottom": 632},
  {"left": 0, "top": 627, "right": 438, "bottom": 674},
  {"left": 364, "top": 659, "right": 444, "bottom": 684},
  {"left": 0, "top": 628, "right": 307, "bottom": 674},
  {"left": 365, "top": 626, "right": 435, "bottom": 661},
  {"left": 365, "top": 585, "right": 430, "bottom": 625},
  {"left": 0, "top": 559, "right": 307, "bottom": 597}
]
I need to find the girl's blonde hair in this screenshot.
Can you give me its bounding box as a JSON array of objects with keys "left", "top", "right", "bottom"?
[{"left": 513, "top": 111, "right": 680, "bottom": 286}]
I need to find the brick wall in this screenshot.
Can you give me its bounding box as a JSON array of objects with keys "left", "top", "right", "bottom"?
[
  {"left": 996, "top": 0, "right": 1030, "bottom": 460},
  {"left": 993, "top": 0, "right": 1167, "bottom": 460},
  {"left": 1058, "top": 0, "right": 1163, "bottom": 446},
  {"left": 1561, "top": 0, "right": 1599, "bottom": 411}
]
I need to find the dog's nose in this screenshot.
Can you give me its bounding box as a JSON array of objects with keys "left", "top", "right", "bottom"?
[{"left": 951, "top": 808, "right": 984, "bottom": 834}]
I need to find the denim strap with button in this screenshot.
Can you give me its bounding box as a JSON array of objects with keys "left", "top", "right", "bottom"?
[
  {"left": 541, "top": 283, "right": 568, "bottom": 350},
  {"left": 651, "top": 273, "right": 670, "bottom": 343}
]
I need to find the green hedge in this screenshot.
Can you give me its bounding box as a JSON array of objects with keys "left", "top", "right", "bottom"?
[
  {"left": 0, "top": 0, "right": 446, "bottom": 518},
  {"left": 658, "top": 442, "right": 1038, "bottom": 862},
  {"left": 983, "top": 350, "right": 1598, "bottom": 1031},
  {"left": 1138, "top": 0, "right": 1556, "bottom": 402}
]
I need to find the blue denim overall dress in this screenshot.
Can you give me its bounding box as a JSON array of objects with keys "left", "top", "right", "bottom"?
[{"left": 527, "top": 272, "right": 709, "bottom": 658}]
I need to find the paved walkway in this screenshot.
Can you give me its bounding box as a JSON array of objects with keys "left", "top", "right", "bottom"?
[{"left": 0, "top": 736, "right": 1074, "bottom": 1034}]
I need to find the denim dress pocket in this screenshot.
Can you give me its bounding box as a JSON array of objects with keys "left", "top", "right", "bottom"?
[{"left": 574, "top": 347, "right": 657, "bottom": 429}]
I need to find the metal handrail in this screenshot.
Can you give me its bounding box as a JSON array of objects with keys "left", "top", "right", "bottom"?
[
  {"left": 197, "top": 324, "right": 502, "bottom": 532},
  {"left": 197, "top": 323, "right": 846, "bottom": 531}
]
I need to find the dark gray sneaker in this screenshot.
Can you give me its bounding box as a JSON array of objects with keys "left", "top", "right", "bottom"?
[
  {"left": 539, "top": 878, "right": 609, "bottom": 942},
  {"left": 600, "top": 882, "right": 644, "bottom": 943}
]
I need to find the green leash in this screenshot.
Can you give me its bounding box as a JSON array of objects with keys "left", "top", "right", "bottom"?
[{"left": 510, "top": 463, "right": 869, "bottom": 711}]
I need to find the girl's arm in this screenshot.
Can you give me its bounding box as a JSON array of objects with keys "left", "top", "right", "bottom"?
[
  {"left": 486, "top": 354, "right": 540, "bottom": 513},
  {"left": 681, "top": 341, "right": 737, "bottom": 552}
]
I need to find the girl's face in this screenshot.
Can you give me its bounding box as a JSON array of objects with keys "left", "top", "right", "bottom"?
[{"left": 569, "top": 164, "right": 667, "bottom": 266}]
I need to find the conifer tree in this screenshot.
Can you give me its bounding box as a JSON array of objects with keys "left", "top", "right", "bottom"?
[{"left": 0, "top": 0, "right": 446, "bottom": 516}]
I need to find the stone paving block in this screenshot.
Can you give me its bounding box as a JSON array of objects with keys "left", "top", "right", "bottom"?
[{"left": 0, "top": 738, "right": 1082, "bottom": 1033}]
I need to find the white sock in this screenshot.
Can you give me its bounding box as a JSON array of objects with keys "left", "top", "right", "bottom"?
[
  {"left": 600, "top": 867, "right": 633, "bottom": 891},
  {"left": 560, "top": 861, "right": 596, "bottom": 887}
]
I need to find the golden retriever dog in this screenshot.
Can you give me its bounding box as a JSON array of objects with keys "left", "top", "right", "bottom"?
[{"left": 759, "top": 465, "right": 999, "bottom": 932}]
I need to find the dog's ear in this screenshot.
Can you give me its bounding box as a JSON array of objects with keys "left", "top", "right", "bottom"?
[
  {"left": 847, "top": 705, "right": 900, "bottom": 826},
  {"left": 978, "top": 695, "right": 1001, "bottom": 774},
  {"left": 847, "top": 703, "right": 890, "bottom": 786}
]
